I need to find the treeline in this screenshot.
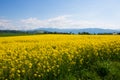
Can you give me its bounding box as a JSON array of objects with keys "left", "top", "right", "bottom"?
[
  {"left": 47, "top": 32, "right": 120, "bottom": 35},
  {"left": 0, "top": 30, "right": 120, "bottom": 37},
  {"left": 0, "top": 30, "right": 30, "bottom": 37},
  {"left": 34, "top": 31, "right": 120, "bottom": 35},
  {"left": 78, "top": 32, "right": 120, "bottom": 35}
]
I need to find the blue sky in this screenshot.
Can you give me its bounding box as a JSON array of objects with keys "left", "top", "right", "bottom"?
[{"left": 0, "top": 0, "right": 120, "bottom": 30}]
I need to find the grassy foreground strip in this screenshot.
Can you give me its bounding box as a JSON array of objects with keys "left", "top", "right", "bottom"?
[{"left": 0, "top": 35, "right": 120, "bottom": 80}]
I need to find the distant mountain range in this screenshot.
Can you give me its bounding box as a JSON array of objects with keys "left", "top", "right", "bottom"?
[
  {"left": 0, "top": 28, "right": 120, "bottom": 34},
  {"left": 34, "top": 28, "right": 120, "bottom": 34}
]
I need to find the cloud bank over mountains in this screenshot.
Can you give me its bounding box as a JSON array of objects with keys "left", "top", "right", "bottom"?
[{"left": 0, "top": 15, "right": 120, "bottom": 30}]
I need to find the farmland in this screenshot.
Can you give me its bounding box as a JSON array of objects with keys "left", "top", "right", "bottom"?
[{"left": 0, "top": 35, "right": 120, "bottom": 80}]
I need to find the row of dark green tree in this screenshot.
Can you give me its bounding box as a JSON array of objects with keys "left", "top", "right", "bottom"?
[{"left": 0, "top": 30, "right": 120, "bottom": 37}]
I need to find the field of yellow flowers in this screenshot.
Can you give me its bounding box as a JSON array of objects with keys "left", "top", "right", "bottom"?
[{"left": 0, "top": 35, "right": 120, "bottom": 80}]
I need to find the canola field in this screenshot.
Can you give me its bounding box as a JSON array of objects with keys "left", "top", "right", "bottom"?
[{"left": 0, "top": 35, "right": 120, "bottom": 80}]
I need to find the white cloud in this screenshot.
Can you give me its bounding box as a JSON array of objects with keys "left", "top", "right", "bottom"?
[
  {"left": 0, "top": 19, "right": 22, "bottom": 30},
  {"left": 0, "top": 19, "right": 9, "bottom": 26},
  {"left": 21, "top": 15, "right": 120, "bottom": 30},
  {"left": 0, "top": 15, "right": 120, "bottom": 30},
  {"left": 20, "top": 15, "right": 73, "bottom": 30},
  {"left": 0, "top": 19, "right": 17, "bottom": 30}
]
